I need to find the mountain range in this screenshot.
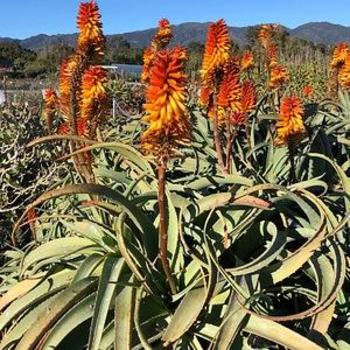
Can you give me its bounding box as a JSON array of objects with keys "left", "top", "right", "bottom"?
[{"left": 1, "top": 21, "right": 350, "bottom": 51}]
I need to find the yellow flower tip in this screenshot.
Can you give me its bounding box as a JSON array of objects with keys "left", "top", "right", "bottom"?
[
  {"left": 276, "top": 95, "right": 305, "bottom": 146},
  {"left": 201, "top": 19, "right": 231, "bottom": 86},
  {"left": 80, "top": 65, "right": 108, "bottom": 120},
  {"left": 211, "top": 106, "right": 224, "bottom": 123},
  {"left": 77, "top": 1, "right": 105, "bottom": 56},
  {"left": 141, "top": 47, "right": 190, "bottom": 156}
]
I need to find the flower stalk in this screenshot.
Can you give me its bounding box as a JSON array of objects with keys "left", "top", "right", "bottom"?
[
  {"left": 158, "top": 156, "right": 177, "bottom": 294},
  {"left": 141, "top": 43, "right": 190, "bottom": 294}
]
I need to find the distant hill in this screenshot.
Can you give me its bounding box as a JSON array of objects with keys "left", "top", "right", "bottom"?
[
  {"left": 1, "top": 21, "right": 350, "bottom": 51},
  {"left": 119, "top": 22, "right": 250, "bottom": 48},
  {"left": 290, "top": 22, "right": 350, "bottom": 45}
]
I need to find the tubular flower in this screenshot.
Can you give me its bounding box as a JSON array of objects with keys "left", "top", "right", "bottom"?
[
  {"left": 241, "top": 51, "right": 254, "bottom": 71},
  {"left": 217, "top": 71, "right": 241, "bottom": 118},
  {"left": 230, "top": 111, "right": 247, "bottom": 127},
  {"left": 224, "top": 55, "right": 240, "bottom": 76},
  {"left": 258, "top": 24, "right": 278, "bottom": 49},
  {"left": 215, "top": 57, "right": 243, "bottom": 123},
  {"left": 266, "top": 43, "right": 279, "bottom": 67},
  {"left": 57, "top": 122, "right": 70, "bottom": 135},
  {"left": 201, "top": 19, "right": 231, "bottom": 86},
  {"left": 152, "top": 18, "right": 173, "bottom": 50},
  {"left": 200, "top": 86, "right": 212, "bottom": 107},
  {"left": 58, "top": 56, "right": 79, "bottom": 118},
  {"left": 76, "top": 117, "right": 90, "bottom": 136},
  {"left": 141, "top": 47, "right": 190, "bottom": 156},
  {"left": 228, "top": 81, "right": 256, "bottom": 128},
  {"left": 339, "top": 55, "right": 350, "bottom": 89},
  {"left": 142, "top": 19, "right": 173, "bottom": 84},
  {"left": 43, "top": 88, "right": 58, "bottom": 130},
  {"left": 58, "top": 118, "right": 89, "bottom": 136},
  {"left": 331, "top": 43, "right": 349, "bottom": 70},
  {"left": 77, "top": 1, "right": 105, "bottom": 57},
  {"left": 276, "top": 96, "right": 305, "bottom": 146},
  {"left": 240, "top": 80, "right": 256, "bottom": 113},
  {"left": 269, "top": 64, "right": 289, "bottom": 89},
  {"left": 141, "top": 47, "right": 156, "bottom": 83},
  {"left": 303, "top": 85, "right": 314, "bottom": 98},
  {"left": 80, "top": 66, "right": 108, "bottom": 125}
]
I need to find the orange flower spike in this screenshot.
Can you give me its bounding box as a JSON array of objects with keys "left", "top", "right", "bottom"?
[
  {"left": 44, "top": 88, "right": 58, "bottom": 109},
  {"left": 266, "top": 43, "right": 279, "bottom": 67},
  {"left": 240, "top": 80, "right": 256, "bottom": 113},
  {"left": 258, "top": 24, "right": 278, "bottom": 49},
  {"left": 141, "top": 47, "right": 156, "bottom": 83},
  {"left": 331, "top": 43, "right": 349, "bottom": 70},
  {"left": 258, "top": 25, "right": 270, "bottom": 48},
  {"left": 214, "top": 57, "right": 242, "bottom": 123},
  {"left": 217, "top": 71, "right": 241, "bottom": 111},
  {"left": 142, "top": 19, "right": 173, "bottom": 83},
  {"left": 58, "top": 120, "right": 88, "bottom": 149},
  {"left": 58, "top": 60, "right": 70, "bottom": 104},
  {"left": 57, "top": 122, "right": 70, "bottom": 135},
  {"left": 199, "top": 86, "right": 212, "bottom": 107},
  {"left": 241, "top": 51, "right": 254, "bottom": 71},
  {"left": 60, "top": 118, "right": 89, "bottom": 137},
  {"left": 77, "top": 1, "right": 105, "bottom": 56},
  {"left": 201, "top": 19, "right": 231, "bottom": 85},
  {"left": 58, "top": 57, "right": 78, "bottom": 118},
  {"left": 43, "top": 88, "right": 58, "bottom": 130},
  {"left": 152, "top": 18, "right": 173, "bottom": 50},
  {"left": 80, "top": 66, "right": 108, "bottom": 120},
  {"left": 338, "top": 54, "right": 350, "bottom": 90},
  {"left": 142, "top": 47, "right": 190, "bottom": 155},
  {"left": 276, "top": 96, "right": 305, "bottom": 145},
  {"left": 76, "top": 117, "right": 89, "bottom": 136},
  {"left": 269, "top": 64, "right": 289, "bottom": 89},
  {"left": 303, "top": 85, "right": 314, "bottom": 98},
  {"left": 230, "top": 111, "right": 247, "bottom": 127},
  {"left": 224, "top": 55, "right": 241, "bottom": 76}
]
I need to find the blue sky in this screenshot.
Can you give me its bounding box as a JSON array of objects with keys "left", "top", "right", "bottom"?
[{"left": 0, "top": 0, "right": 349, "bottom": 39}]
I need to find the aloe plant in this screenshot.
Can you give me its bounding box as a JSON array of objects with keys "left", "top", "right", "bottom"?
[
  {"left": 0, "top": 101, "right": 349, "bottom": 349},
  {"left": 1, "top": 4, "right": 350, "bottom": 350}
]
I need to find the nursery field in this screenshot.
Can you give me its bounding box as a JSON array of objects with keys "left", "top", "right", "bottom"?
[{"left": 0, "top": 1, "right": 350, "bottom": 349}]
